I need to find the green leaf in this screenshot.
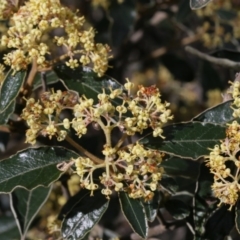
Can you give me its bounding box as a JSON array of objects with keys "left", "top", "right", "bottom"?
[
  {"left": 0, "top": 70, "right": 26, "bottom": 113},
  {"left": 0, "top": 215, "right": 20, "bottom": 239},
  {"left": 61, "top": 189, "right": 109, "bottom": 240},
  {"left": 204, "top": 206, "right": 235, "bottom": 239},
  {"left": 0, "top": 101, "right": 15, "bottom": 125},
  {"left": 33, "top": 71, "right": 59, "bottom": 90},
  {"left": 217, "top": 9, "right": 237, "bottom": 20},
  {"left": 235, "top": 201, "right": 240, "bottom": 233},
  {"left": 119, "top": 192, "right": 148, "bottom": 239},
  {"left": 193, "top": 163, "right": 217, "bottom": 238},
  {"left": 0, "top": 147, "right": 78, "bottom": 193},
  {"left": 210, "top": 49, "right": 240, "bottom": 62},
  {"left": 10, "top": 185, "right": 52, "bottom": 238},
  {"left": 192, "top": 100, "right": 234, "bottom": 124},
  {"left": 165, "top": 197, "right": 190, "bottom": 220},
  {"left": 160, "top": 175, "right": 178, "bottom": 193},
  {"left": 140, "top": 122, "right": 226, "bottom": 159},
  {"left": 176, "top": 0, "right": 192, "bottom": 22},
  {"left": 142, "top": 192, "right": 161, "bottom": 222},
  {"left": 162, "top": 156, "right": 200, "bottom": 180},
  {"left": 190, "top": 0, "right": 211, "bottom": 10},
  {"left": 54, "top": 65, "right": 124, "bottom": 104},
  {"left": 109, "top": 0, "right": 136, "bottom": 48}
]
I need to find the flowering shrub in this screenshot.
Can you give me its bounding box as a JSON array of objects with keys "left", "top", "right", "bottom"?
[{"left": 1, "top": 0, "right": 240, "bottom": 239}]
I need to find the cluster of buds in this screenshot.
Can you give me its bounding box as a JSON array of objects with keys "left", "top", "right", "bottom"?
[
  {"left": 0, "top": 0, "right": 111, "bottom": 76},
  {"left": 21, "top": 90, "right": 78, "bottom": 144},
  {"left": 75, "top": 143, "right": 164, "bottom": 200}
]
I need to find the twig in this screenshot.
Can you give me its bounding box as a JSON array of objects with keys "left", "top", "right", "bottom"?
[
  {"left": 114, "top": 133, "right": 128, "bottom": 150},
  {"left": 23, "top": 59, "right": 38, "bottom": 95},
  {"left": 65, "top": 135, "right": 103, "bottom": 164},
  {"left": 185, "top": 46, "right": 240, "bottom": 70}
]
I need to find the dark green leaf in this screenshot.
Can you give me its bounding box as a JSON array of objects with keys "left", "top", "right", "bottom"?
[
  {"left": 0, "top": 147, "right": 78, "bottom": 193},
  {"left": 54, "top": 65, "right": 123, "bottom": 104},
  {"left": 192, "top": 100, "right": 234, "bottom": 125},
  {"left": 200, "top": 60, "right": 223, "bottom": 93},
  {"left": 176, "top": 0, "right": 192, "bottom": 22},
  {"left": 162, "top": 156, "right": 200, "bottom": 180},
  {"left": 119, "top": 192, "right": 148, "bottom": 239},
  {"left": 142, "top": 191, "right": 161, "bottom": 222},
  {"left": 204, "top": 206, "right": 235, "bottom": 239},
  {"left": 33, "top": 71, "right": 59, "bottom": 90},
  {"left": 0, "top": 70, "right": 26, "bottom": 113},
  {"left": 0, "top": 101, "right": 15, "bottom": 125},
  {"left": 193, "top": 163, "right": 217, "bottom": 238},
  {"left": 217, "top": 9, "right": 237, "bottom": 20},
  {"left": 109, "top": 0, "right": 136, "bottom": 48},
  {"left": 235, "top": 200, "right": 240, "bottom": 233},
  {"left": 165, "top": 197, "right": 190, "bottom": 220},
  {"left": 210, "top": 49, "right": 240, "bottom": 62},
  {"left": 0, "top": 216, "right": 20, "bottom": 239},
  {"left": 61, "top": 189, "right": 109, "bottom": 240},
  {"left": 10, "top": 185, "right": 52, "bottom": 238},
  {"left": 160, "top": 175, "right": 178, "bottom": 193},
  {"left": 140, "top": 122, "right": 226, "bottom": 159}
]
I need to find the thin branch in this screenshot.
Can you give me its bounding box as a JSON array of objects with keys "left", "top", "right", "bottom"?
[
  {"left": 114, "top": 133, "right": 128, "bottom": 150},
  {"left": 65, "top": 135, "right": 103, "bottom": 164},
  {"left": 23, "top": 59, "right": 38, "bottom": 95},
  {"left": 185, "top": 46, "right": 240, "bottom": 70}
]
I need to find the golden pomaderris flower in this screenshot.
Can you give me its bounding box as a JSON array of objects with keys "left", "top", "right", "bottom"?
[
  {"left": 22, "top": 82, "right": 172, "bottom": 200},
  {"left": 0, "top": 0, "right": 111, "bottom": 76}
]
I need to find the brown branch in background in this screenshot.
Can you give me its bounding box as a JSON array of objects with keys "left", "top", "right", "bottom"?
[
  {"left": 185, "top": 46, "right": 240, "bottom": 70},
  {"left": 65, "top": 135, "right": 104, "bottom": 164},
  {"left": 24, "top": 59, "right": 38, "bottom": 90}
]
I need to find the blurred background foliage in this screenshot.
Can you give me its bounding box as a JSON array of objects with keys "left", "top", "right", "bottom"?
[{"left": 1, "top": 0, "right": 240, "bottom": 239}]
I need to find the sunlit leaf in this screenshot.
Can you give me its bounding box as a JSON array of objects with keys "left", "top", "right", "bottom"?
[
  {"left": 0, "top": 147, "right": 78, "bottom": 193},
  {"left": 61, "top": 189, "right": 109, "bottom": 240},
  {"left": 140, "top": 122, "right": 226, "bottom": 159},
  {"left": 192, "top": 101, "right": 234, "bottom": 125},
  {"left": 190, "top": 0, "right": 212, "bottom": 10}
]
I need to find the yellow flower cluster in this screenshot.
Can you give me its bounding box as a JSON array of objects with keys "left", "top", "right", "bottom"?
[
  {"left": 75, "top": 142, "right": 164, "bottom": 200},
  {"left": 205, "top": 80, "right": 240, "bottom": 209},
  {"left": 21, "top": 90, "right": 78, "bottom": 144},
  {"left": 228, "top": 80, "right": 240, "bottom": 118},
  {"left": 71, "top": 82, "right": 173, "bottom": 138},
  {"left": 22, "top": 82, "right": 172, "bottom": 144},
  {"left": 0, "top": 0, "right": 110, "bottom": 76},
  {"left": 196, "top": 0, "right": 239, "bottom": 48}
]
